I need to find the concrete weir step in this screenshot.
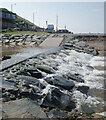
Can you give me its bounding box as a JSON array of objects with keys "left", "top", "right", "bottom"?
[
  {"left": 39, "top": 37, "right": 63, "bottom": 48},
  {"left": 0, "top": 36, "right": 63, "bottom": 71},
  {"left": 0, "top": 47, "right": 62, "bottom": 71}
]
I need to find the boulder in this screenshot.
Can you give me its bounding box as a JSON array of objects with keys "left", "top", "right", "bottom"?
[
  {"left": 45, "top": 76, "right": 75, "bottom": 90},
  {"left": 20, "top": 87, "right": 29, "bottom": 97},
  {"left": 42, "top": 87, "right": 75, "bottom": 111},
  {"left": 80, "top": 103, "right": 95, "bottom": 115},
  {"left": 25, "top": 69, "right": 42, "bottom": 78},
  {"left": 2, "top": 56, "right": 11, "bottom": 61},
  {"left": 37, "top": 65, "right": 55, "bottom": 74},
  {"left": 17, "top": 75, "right": 39, "bottom": 85},
  {"left": 2, "top": 98, "right": 47, "bottom": 118},
  {"left": 77, "top": 86, "right": 89, "bottom": 94},
  {"left": 63, "top": 73, "right": 84, "bottom": 83},
  {"left": 92, "top": 49, "right": 99, "bottom": 56},
  {"left": 48, "top": 109, "right": 68, "bottom": 118}
]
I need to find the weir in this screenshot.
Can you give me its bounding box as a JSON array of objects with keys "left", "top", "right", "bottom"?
[{"left": 0, "top": 36, "right": 63, "bottom": 71}]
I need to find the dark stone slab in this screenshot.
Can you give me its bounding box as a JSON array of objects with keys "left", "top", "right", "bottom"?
[
  {"left": 42, "top": 87, "right": 75, "bottom": 111},
  {"left": 48, "top": 109, "right": 68, "bottom": 118},
  {"left": 45, "top": 76, "right": 75, "bottom": 90},
  {"left": 77, "top": 86, "right": 89, "bottom": 94},
  {"left": 80, "top": 103, "right": 95, "bottom": 115},
  {"left": 37, "top": 65, "right": 55, "bottom": 74}
]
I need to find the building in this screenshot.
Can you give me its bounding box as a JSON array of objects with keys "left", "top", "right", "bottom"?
[
  {"left": 36, "top": 27, "right": 45, "bottom": 32},
  {"left": 57, "top": 29, "right": 71, "bottom": 33},
  {"left": 45, "top": 24, "right": 54, "bottom": 33},
  {"left": 0, "top": 8, "right": 16, "bottom": 29}
]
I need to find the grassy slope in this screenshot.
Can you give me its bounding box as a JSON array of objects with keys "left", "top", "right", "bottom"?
[{"left": 16, "top": 15, "right": 39, "bottom": 28}]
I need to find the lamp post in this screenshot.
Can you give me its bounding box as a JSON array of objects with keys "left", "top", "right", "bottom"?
[
  {"left": 11, "top": 3, "right": 16, "bottom": 12},
  {"left": 33, "top": 11, "right": 37, "bottom": 25},
  {"left": 33, "top": 12, "right": 34, "bottom": 24}
]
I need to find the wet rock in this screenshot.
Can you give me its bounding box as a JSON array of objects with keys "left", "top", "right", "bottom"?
[
  {"left": 63, "top": 43, "right": 73, "bottom": 49},
  {"left": 80, "top": 103, "right": 95, "bottom": 115},
  {"left": 89, "top": 46, "right": 94, "bottom": 49},
  {"left": 64, "top": 73, "right": 84, "bottom": 83},
  {"left": 45, "top": 76, "right": 75, "bottom": 90},
  {"left": 37, "top": 65, "right": 55, "bottom": 74},
  {"left": 2, "top": 56, "right": 11, "bottom": 61},
  {"left": 42, "top": 87, "right": 75, "bottom": 111},
  {"left": 25, "top": 69, "right": 42, "bottom": 78},
  {"left": 1, "top": 78, "right": 16, "bottom": 90},
  {"left": 17, "top": 75, "right": 39, "bottom": 85},
  {"left": 20, "top": 88, "right": 29, "bottom": 97},
  {"left": 92, "top": 49, "right": 99, "bottom": 56},
  {"left": 77, "top": 86, "right": 89, "bottom": 94},
  {"left": 86, "top": 65, "right": 94, "bottom": 71},
  {"left": 48, "top": 109, "right": 68, "bottom": 118},
  {"left": 2, "top": 98, "right": 47, "bottom": 118},
  {"left": 30, "top": 88, "right": 43, "bottom": 101},
  {"left": 7, "top": 88, "right": 19, "bottom": 96},
  {"left": 9, "top": 94, "right": 16, "bottom": 100}
]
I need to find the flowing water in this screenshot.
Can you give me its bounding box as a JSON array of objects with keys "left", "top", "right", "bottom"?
[
  {"left": 43, "top": 50, "right": 105, "bottom": 116},
  {"left": 0, "top": 45, "right": 105, "bottom": 116},
  {"left": 0, "top": 46, "right": 49, "bottom": 58}
]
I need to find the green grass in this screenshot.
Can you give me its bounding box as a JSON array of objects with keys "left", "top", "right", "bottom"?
[
  {"left": 16, "top": 15, "right": 39, "bottom": 28},
  {"left": 2, "top": 30, "right": 49, "bottom": 34}
]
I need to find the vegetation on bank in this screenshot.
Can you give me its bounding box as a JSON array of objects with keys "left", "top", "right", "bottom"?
[
  {"left": 16, "top": 15, "right": 38, "bottom": 28},
  {"left": 1, "top": 30, "right": 46, "bottom": 34}
]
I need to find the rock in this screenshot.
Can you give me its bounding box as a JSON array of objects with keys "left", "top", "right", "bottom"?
[
  {"left": 45, "top": 76, "right": 75, "bottom": 90},
  {"left": 89, "top": 46, "right": 94, "bottom": 49},
  {"left": 25, "top": 69, "right": 42, "bottom": 78},
  {"left": 42, "top": 87, "right": 75, "bottom": 111},
  {"left": 37, "top": 65, "right": 55, "bottom": 74},
  {"left": 17, "top": 75, "right": 39, "bottom": 85},
  {"left": 1, "top": 78, "right": 16, "bottom": 90},
  {"left": 77, "top": 86, "right": 89, "bottom": 94},
  {"left": 2, "top": 56, "right": 11, "bottom": 61},
  {"left": 2, "top": 98, "right": 47, "bottom": 118},
  {"left": 7, "top": 88, "right": 19, "bottom": 96},
  {"left": 20, "top": 88, "right": 29, "bottom": 97},
  {"left": 48, "top": 109, "right": 68, "bottom": 118},
  {"left": 80, "top": 103, "right": 95, "bottom": 115},
  {"left": 86, "top": 65, "right": 94, "bottom": 71},
  {"left": 64, "top": 73, "right": 84, "bottom": 83},
  {"left": 63, "top": 43, "right": 73, "bottom": 49},
  {"left": 9, "top": 94, "right": 16, "bottom": 100},
  {"left": 92, "top": 49, "right": 99, "bottom": 56}
]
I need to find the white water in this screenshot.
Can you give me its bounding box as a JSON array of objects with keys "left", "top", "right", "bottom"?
[{"left": 43, "top": 49, "right": 104, "bottom": 115}]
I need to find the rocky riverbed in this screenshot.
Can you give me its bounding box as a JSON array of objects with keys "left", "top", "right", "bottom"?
[{"left": 0, "top": 34, "right": 105, "bottom": 119}]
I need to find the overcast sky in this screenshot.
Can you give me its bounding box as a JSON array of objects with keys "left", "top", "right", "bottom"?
[{"left": 1, "top": 2, "right": 104, "bottom": 33}]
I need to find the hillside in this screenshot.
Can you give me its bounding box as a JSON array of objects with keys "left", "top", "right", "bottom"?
[
  {"left": 1, "top": 8, "right": 39, "bottom": 31},
  {"left": 16, "top": 15, "right": 39, "bottom": 28}
]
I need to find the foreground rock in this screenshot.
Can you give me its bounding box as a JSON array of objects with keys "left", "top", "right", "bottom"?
[
  {"left": 42, "top": 87, "right": 76, "bottom": 111},
  {"left": 48, "top": 109, "right": 68, "bottom": 118},
  {"left": 2, "top": 98, "right": 47, "bottom": 118},
  {"left": 37, "top": 65, "right": 55, "bottom": 74},
  {"left": 77, "top": 86, "right": 89, "bottom": 95},
  {"left": 80, "top": 104, "right": 95, "bottom": 116},
  {"left": 45, "top": 76, "right": 75, "bottom": 90}
]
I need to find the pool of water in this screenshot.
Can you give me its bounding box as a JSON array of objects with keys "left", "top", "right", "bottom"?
[{"left": 0, "top": 45, "right": 49, "bottom": 58}]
